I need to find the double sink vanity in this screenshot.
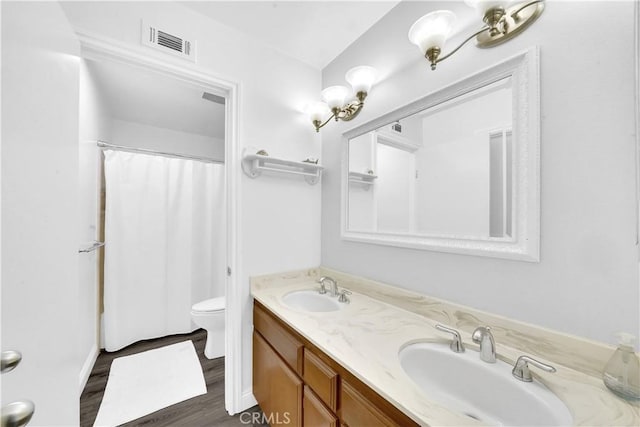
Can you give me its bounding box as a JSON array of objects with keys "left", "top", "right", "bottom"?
[
  {"left": 251, "top": 268, "right": 639, "bottom": 426},
  {"left": 249, "top": 35, "right": 640, "bottom": 427}
]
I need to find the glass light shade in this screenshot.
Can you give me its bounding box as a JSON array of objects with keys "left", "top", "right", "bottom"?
[
  {"left": 321, "top": 85, "right": 350, "bottom": 110},
  {"left": 345, "top": 66, "right": 377, "bottom": 95},
  {"left": 408, "top": 10, "right": 457, "bottom": 54},
  {"left": 305, "top": 101, "right": 330, "bottom": 122}
]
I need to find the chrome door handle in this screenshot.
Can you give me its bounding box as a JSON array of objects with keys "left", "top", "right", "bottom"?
[
  {"left": 1, "top": 351, "right": 35, "bottom": 426},
  {"left": 1, "top": 351, "right": 22, "bottom": 374},
  {"left": 1, "top": 400, "right": 35, "bottom": 427}
]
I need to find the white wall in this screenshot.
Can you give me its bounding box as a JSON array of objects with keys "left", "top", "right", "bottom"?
[
  {"left": 418, "top": 135, "right": 489, "bottom": 235},
  {"left": 60, "top": 1, "right": 322, "bottom": 404},
  {"left": 321, "top": 1, "right": 639, "bottom": 346},
  {"left": 376, "top": 143, "right": 414, "bottom": 232},
  {"left": 391, "top": 115, "right": 422, "bottom": 144},
  {"left": 1, "top": 2, "right": 81, "bottom": 424},
  {"left": 416, "top": 86, "right": 511, "bottom": 236},
  {"left": 348, "top": 133, "right": 376, "bottom": 230},
  {"left": 78, "top": 59, "right": 112, "bottom": 389},
  {"left": 110, "top": 119, "right": 224, "bottom": 161},
  {"left": 80, "top": 60, "right": 112, "bottom": 143}
]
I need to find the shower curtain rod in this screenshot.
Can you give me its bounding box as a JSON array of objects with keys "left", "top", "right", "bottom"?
[{"left": 96, "top": 141, "right": 224, "bottom": 164}]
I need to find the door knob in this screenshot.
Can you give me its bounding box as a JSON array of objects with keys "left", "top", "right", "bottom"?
[
  {"left": 0, "top": 351, "right": 22, "bottom": 374},
  {"left": 1, "top": 400, "right": 35, "bottom": 427}
]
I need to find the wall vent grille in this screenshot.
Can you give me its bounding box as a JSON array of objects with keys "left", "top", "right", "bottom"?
[{"left": 141, "top": 21, "right": 196, "bottom": 62}]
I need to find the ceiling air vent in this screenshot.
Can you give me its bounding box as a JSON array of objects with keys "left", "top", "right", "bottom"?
[{"left": 141, "top": 21, "right": 196, "bottom": 63}]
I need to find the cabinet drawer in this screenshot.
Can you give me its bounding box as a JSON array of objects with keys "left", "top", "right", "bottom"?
[
  {"left": 303, "top": 348, "right": 338, "bottom": 411},
  {"left": 254, "top": 303, "right": 304, "bottom": 375},
  {"left": 340, "top": 380, "right": 398, "bottom": 427},
  {"left": 303, "top": 386, "right": 338, "bottom": 427}
]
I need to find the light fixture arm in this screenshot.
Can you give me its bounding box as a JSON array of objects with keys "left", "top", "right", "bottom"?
[
  {"left": 313, "top": 114, "right": 337, "bottom": 132},
  {"left": 313, "top": 93, "right": 367, "bottom": 132},
  {"left": 427, "top": 27, "right": 490, "bottom": 70},
  {"left": 511, "top": 0, "right": 543, "bottom": 21}
]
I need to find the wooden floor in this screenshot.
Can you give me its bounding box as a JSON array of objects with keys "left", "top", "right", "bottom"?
[{"left": 81, "top": 330, "right": 266, "bottom": 427}]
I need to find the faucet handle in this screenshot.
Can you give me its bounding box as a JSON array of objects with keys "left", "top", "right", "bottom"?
[
  {"left": 512, "top": 355, "right": 556, "bottom": 382},
  {"left": 435, "top": 324, "right": 465, "bottom": 353},
  {"left": 338, "top": 289, "right": 352, "bottom": 303}
]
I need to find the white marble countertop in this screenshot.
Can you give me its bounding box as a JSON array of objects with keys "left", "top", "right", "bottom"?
[{"left": 251, "top": 269, "right": 640, "bottom": 427}]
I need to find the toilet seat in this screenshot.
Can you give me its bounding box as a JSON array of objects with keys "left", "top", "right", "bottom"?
[{"left": 192, "top": 296, "right": 225, "bottom": 313}]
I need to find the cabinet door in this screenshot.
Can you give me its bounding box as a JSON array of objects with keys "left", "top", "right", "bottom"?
[
  {"left": 303, "top": 386, "right": 338, "bottom": 427},
  {"left": 303, "top": 349, "right": 338, "bottom": 411},
  {"left": 340, "top": 380, "right": 397, "bottom": 427},
  {"left": 253, "top": 332, "right": 303, "bottom": 427}
]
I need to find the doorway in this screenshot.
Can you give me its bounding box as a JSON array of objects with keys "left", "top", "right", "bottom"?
[{"left": 77, "top": 34, "right": 242, "bottom": 415}]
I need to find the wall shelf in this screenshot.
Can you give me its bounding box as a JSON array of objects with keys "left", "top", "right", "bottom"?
[
  {"left": 375, "top": 129, "right": 421, "bottom": 152},
  {"left": 348, "top": 171, "right": 377, "bottom": 186},
  {"left": 78, "top": 241, "right": 105, "bottom": 254},
  {"left": 242, "top": 151, "right": 324, "bottom": 185}
]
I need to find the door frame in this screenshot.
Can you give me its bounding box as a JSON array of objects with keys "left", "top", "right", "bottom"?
[
  {"left": 635, "top": 0, "right": 640, "bottom": 257},
  {"left": 76, "top": 31, "right": 244, "bottom": 414}
]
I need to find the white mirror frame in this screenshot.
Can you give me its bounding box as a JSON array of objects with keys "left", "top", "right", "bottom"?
[{"left": 341, "top": 47, "right": 540, "bottom": 262}]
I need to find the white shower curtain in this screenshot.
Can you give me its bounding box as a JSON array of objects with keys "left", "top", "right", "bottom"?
[{"left": 103, "top": 150, "right": 225, "bottom": 352}]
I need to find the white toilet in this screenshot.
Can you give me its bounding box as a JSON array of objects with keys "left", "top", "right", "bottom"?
[{"left": 191, "top": 296, "right": 225, "bottom": 359}]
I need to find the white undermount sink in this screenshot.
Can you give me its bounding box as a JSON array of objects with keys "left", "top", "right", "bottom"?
[
  {"left": 281, "top": 290, "right": 343, "bottom": 312},
  {"left": 399, "top": 342, "right": 573, "bottom": 426}
]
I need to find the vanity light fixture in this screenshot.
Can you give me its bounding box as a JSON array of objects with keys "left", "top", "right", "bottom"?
[
  {"left": 306, "top": 65, "right": 377, "bottom": 132},
  {"left": 408, "top": 0, "right": 544, "bottom": 70}
]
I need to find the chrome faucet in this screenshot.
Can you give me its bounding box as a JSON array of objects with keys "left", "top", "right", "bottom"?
[
  {"left": 472, "top": 326, "right": 496, "bottom": 363},
  {"left": 318, "top": 276, "right": 338, "bottom": 297}
]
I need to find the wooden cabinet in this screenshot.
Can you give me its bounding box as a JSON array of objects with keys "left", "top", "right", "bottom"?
[
  {"left": 253, "top": 301, "right": 418, "bottom": 427},
  {"left": 339, "top": 380, "right": 396, "bottom": 427},
  {"left": 303, "top": 349, "right": 337, "bottom": 412},
  {"left": 303, "top": 386, "right": 338, "bottom": 427},
  {"left": 253, "top": 331, "right": 303, "bottom": 426},
  {"left": 254, "top": 300, "right": 304, "bottom": 375}
]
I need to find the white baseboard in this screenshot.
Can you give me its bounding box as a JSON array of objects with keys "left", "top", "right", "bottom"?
[
  {"left": 79, "top": 344, "right": 99, "bottom": 391},
  {"left": 240, "top": 388, "right": 258, "bottom": 411}
]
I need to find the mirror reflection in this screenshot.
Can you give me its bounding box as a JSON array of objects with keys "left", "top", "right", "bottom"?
[{"left": 347, "top": 77, "right": 513, "bottom": 239}]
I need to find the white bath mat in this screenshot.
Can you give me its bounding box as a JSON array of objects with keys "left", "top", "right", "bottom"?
[{"left": 93, "top": 340, "right": 207, "bottom": 427}]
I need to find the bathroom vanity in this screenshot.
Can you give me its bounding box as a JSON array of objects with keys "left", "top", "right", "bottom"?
[
  {"left": 251, "top": 268, "right": 640, "bottom": 426},
  {"left": 253, "top": 301, "right": 417, "bottom": 426}
]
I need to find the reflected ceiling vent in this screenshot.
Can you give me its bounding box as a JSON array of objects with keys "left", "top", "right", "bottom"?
[
  {"left": 202, "top": 92, "right": 225, "bottom": 105},
  {"left": 141, "top": 21, "right": 196, "bottom": 63}
]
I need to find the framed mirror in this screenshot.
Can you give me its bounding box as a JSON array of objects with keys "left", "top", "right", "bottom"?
[{"left": 341, "top": 48, "right": 540, "bottom": 261}]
